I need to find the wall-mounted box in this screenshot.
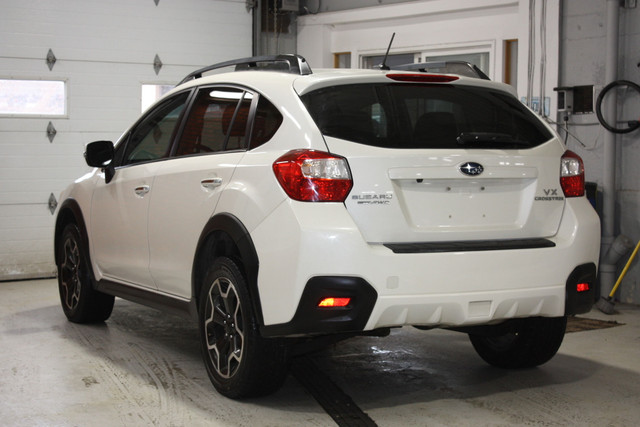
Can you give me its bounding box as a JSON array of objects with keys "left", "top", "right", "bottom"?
[{"left": 554, "top": 85, "right": 595, "bottom": 114}]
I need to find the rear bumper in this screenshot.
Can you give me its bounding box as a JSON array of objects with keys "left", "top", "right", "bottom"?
[
  {"left": 252, "top": 197, "right": 600, "bottom": 337},
  {"left": 261, "top": 262, "right": 595, "bottom": 337}
]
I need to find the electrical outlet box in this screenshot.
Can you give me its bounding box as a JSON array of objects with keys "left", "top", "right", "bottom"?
[
  {"left": 555, "top": 88, "right": 573, "bottom": 112},
  {"left": 558, "top": 90, "right": 573, "bottom": 111},
  {"left": 554, "top": 85, "right": 596, "bottom": 114}
]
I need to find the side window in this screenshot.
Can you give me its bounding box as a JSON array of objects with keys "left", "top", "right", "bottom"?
[
  {"left": 249, "top": 95, "right": 283, "bottom": 149},
  {"left": 122, "top": 92, "right": 189, "bottom": 165},
  {"left": 175, "top": 88, "right": 251, "bottom": 156}
]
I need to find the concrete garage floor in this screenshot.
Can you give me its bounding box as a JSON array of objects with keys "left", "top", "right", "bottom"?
[{"left": 1, "top": 279, "right": 639, "bottom": 426}]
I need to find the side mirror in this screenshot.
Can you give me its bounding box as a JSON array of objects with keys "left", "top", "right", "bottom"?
[{"left": 85, "top": 140, "right": 114, "bottom": 168}]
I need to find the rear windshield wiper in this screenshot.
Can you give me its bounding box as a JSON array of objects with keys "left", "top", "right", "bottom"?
[{"left": 456, "top": 132, "right": 531, "bottom": 147}]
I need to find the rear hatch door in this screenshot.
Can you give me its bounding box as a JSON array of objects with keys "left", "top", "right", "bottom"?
[{"left": 300, "top": 79, "right": 565, "bottom": 244}]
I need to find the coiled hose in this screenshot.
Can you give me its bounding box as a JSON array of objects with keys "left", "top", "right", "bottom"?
[{"left": 595, "top": 79, "right": 640, "bottom": 134}]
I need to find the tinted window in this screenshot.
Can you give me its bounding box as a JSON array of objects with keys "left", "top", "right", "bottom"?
[
  {"left": 249, "top": 96, "right": 283, "bottom": 149},
  {"left": 302, "top": 84, "right": 552, "bottom": 149},
  {"left": 175, "top": 88, "right": 251, "bottom": 156},
  {"left": 122, "top": 92, "right": 189, "bottom": 165}
]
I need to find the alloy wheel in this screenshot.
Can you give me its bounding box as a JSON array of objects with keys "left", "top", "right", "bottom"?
[
  {"left": 60, "top": 235, "right": 82, "bottom": 310},
  {"left": 204, "top": 277, "right": 245, "bottom": 379}
]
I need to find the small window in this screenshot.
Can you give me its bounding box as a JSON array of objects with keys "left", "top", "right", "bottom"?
[
  {"left": 334, "top": 52, "right": 351, "bottom": 69},
  {"left": 424, "top": 52, "right": 490, "bottom": 77},
  {"left": 0, "top": 79, "right": 66, "bottom": 116},
  {"left": 141, "top": 84, "right": 174, "bottom": 112},
  {"left": 361, "top": 53, "right": 417, "bottom": 69},
  {"left": 175, "top": 88, "right": 251, "bottom": 156},
  {"left": 249, "top": 96, "right": 283, "bottom": 149},
  {"left": 122, "top": 92, "right": 189, "bottom": 165}
]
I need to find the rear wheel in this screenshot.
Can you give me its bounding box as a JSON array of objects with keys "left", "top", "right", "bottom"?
[
  {"left": 57, "top": 223, "right": 114, "bottom": 323},
  {"left": 469, "top": 316, "right": 567, "bottom": 368},
  {"left": 199, "top": 257, "right": 290, "bottom": 398}
]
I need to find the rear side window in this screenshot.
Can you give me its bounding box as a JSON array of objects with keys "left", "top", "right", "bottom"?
[
  {"left": 175, "top": 88, "right": 252, "bottom": 156},
  {"left": 301, "top": 84, "right": 553, "bottom": 149},
  {"left": 249, "top": 96, "right": 283, "bottom": 149}
]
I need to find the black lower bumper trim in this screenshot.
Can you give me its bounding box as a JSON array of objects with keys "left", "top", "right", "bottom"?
[
  {"left": 565, "top": 263, "right": 597, "bottom": 315},
  {"left": 384, "top": 238, "right": 556, "bottom": 254},
  {"left": 261, "top": 276, "right": 377, "bottom": 338}
]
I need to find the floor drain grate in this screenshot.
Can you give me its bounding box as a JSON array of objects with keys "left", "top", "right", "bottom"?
[{"left": 566, "top": 316, "right": 623, "bottom": 333}]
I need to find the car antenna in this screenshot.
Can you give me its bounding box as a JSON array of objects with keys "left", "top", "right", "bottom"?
[{"left": 378, "top": 32, "right": 396, "bottom": 70}]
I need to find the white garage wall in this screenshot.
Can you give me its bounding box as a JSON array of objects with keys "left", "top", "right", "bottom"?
[
  {"left": 297, "top": 0, "right": 559, "bottom": 116},
  {"left": 0, "top": 0, "right": 252, "bottom": 281}
]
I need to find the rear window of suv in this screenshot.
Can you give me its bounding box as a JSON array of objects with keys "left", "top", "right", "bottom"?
[{"left": 301, "top": 83, "right": 553, "bottom": 149}]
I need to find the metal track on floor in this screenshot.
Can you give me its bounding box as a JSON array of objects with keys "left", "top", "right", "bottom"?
[{"left": 291, "top": 356, "right": 378, "bottom": 427}]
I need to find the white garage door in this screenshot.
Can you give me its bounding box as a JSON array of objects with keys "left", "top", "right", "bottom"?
[{"left": 0, "top": 0, "right": 251, "bottom": 281}]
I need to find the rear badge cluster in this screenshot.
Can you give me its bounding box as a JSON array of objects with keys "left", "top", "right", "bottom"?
[{"left": 352, "top": 193, "right": 393, "bottom": 205}]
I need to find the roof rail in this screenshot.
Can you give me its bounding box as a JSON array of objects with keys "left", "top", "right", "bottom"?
[
  {"left": 178, "top": 54, "right": 312, "bottom": 85},
  {"left": 392, "top": 61, "right": 490, "bottom": 80}
]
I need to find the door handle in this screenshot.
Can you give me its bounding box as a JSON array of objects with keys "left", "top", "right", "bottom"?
[
  {"left": 201, "top": 177, "right": 223, "bottom": 189},
  {"left": 134, "top": 185, "right": 150, "bottom": 197}
]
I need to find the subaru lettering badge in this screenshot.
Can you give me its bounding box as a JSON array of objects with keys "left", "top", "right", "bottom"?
[{"left": 459, "top": 162, "right": 484, "bottom": 176}]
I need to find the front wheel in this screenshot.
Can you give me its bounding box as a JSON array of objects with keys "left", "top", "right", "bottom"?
[
  {"left": 469, "top": 316, "right": 567, "bottom": 369},
  {"left": 199, "top": 257, "right": 290, "bottom": 398},
  {"left": 56, "top": 223, "right": 114, "bottom": 323}
]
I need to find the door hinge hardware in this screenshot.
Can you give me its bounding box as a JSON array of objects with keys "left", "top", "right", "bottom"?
[
  {"left": 47, "top": 121, "right": 57, "bottom": 143},
  {"left": 48, "top": 193, "right": 58, "bottom": 215},
  {"left": 153, "top": 54, "right": 163, "bottom": 75},
  {"left": 46, "top": 49, "right": 57, "bottom": 71}
]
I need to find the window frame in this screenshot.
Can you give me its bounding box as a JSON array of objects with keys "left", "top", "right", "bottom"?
[
  {"left": 170, "top": 84, "right": 257, "bottom": 159},
  {"left": 114, "top": 89, "right": 192, "bottom": 168}
]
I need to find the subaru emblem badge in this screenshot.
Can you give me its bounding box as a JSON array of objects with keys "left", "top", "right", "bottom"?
[{"left": 459, "top": 162, "right": 484, "bottom": 176}]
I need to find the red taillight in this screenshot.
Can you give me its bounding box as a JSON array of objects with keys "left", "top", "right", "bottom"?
[
  {"left": 273, "top": 149, "right": 353, "bottom": 202},
  {"left": 576, "top": 283, "right": 590, "bottom": 293},
  {"left": 318, "top": 297, "right": 351, "bottom": 308},
  {"left": 386, "top": 73, "right": 459, "bottom": 83},
  {"left": 560, "top": 150, "right": 585, "bottom": 197}
]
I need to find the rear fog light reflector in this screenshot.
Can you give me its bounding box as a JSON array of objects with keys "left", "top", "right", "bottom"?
[
  {"left": 576, "top": 283, "right": 590, "bottom": 293},
  {"left": 318, "top": 297, "right": 351, "bottom": 308}
]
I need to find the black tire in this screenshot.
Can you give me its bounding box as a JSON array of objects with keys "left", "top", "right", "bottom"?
[
  {"left": 56, "top": 223, "right": 115, "bottom": 323},
  {"left": 199, "top": 257, "right": 290, "bottom": 398},
  {"left": 469, "top": 316, "right": 567, "bottom": 369}
]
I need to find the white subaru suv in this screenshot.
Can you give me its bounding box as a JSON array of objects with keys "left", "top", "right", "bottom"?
[{"left": 54, "top": 54, "right": 600, "bottom": 398}]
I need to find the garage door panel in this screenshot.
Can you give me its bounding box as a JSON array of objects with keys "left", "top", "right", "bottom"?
[
  {"left": 0, "top": 204, "right": 55, "bottom": 280},
  {"left": 0, "top": 0, "right": 251, "bottom": 280},
  {"left": 3, "top": 1, "right": 250, "bottom": 66}
]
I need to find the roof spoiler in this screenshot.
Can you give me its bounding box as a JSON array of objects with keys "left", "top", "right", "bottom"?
[{"left": 392, "top": 61, "right": 490, "bottom": 80}]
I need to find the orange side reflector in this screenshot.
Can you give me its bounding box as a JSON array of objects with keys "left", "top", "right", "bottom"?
[
  {"left": 318, "top": 297, "right": 351, "bottom": 308},
  {"left": 576, "top": 283, "right": 590, "bottom": 292}
]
